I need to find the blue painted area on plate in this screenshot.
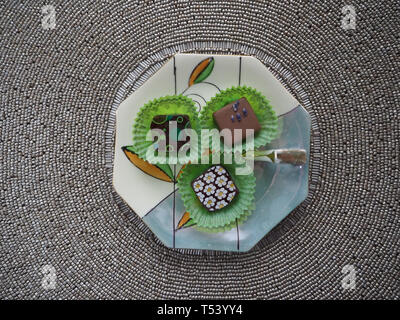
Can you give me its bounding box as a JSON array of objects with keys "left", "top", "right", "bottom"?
[
  {"left": 143, "top": 105, "right": 310, "bottom": 252},
  {"left": 142, "top": 191, "right": 175, "bottom": 248},
  {"left": 238, "top": 105, "right": 310, "bottom": 251}
]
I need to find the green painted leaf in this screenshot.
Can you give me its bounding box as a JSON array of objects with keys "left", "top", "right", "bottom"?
[
  {"left": 188, "top": 57, "right": 215, "bottom": 86},
  {"left": 194, "top": 58, "right": 214, "bottom": 84},
  {"left": 123, "top": 146, "right": 174, "bottom": 182}
]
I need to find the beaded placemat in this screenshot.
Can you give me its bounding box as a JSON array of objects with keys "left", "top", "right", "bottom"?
[{"left": 0, "top": 0, "right": 398, "bottom": 299}]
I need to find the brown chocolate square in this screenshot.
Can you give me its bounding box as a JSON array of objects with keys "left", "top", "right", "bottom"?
[
  {"left": 150, "top": 114, "right": 191, "bottom": 153},
  {"left": 212, "top": 97, "right": 261, "bottom": 145}
]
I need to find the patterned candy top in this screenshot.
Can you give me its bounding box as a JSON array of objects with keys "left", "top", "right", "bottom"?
[
  {"left": 150, "top": 114, "right": 191, "bottom": 153},
  {"left": 191, "top": 165, "right": 239, "bottom": 212}
]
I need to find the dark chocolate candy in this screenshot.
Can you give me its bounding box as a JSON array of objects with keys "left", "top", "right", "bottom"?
[
  {"left": 150, "top": 114, "right": 191, "bottom": 152},
  {"left": 191, "top": 165, "right": 238, "bottom": 212},
  {"left": 212, "top": 97, "right": 261, "bottom": 144}
]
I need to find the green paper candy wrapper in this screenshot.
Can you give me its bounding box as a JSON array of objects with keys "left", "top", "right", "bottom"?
[
  {"left": 177, "top": 162, "right": 256, "bottom": 232},
  {"left": 194, "top": 204, "right": 255, "bottom": 233},
  {"left": 199, "top": 86, "right": 278, "bottom": 152},
  {"left": 132, "top": 95, "right": 201, "bottom": 165}
]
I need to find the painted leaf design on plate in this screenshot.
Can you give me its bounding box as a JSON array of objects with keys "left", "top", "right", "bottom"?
[
  {"left": 176, "top": 164, "right": 187, "bottom": 180},
  {"left": 188, "top": 57, "right": 215, "bottom": 87},
  {"left": 122, "top": 146, "right": 174, "bottom": 182},
  {"left": 176, "top": 211, "right": 196, "bottom": 230}
]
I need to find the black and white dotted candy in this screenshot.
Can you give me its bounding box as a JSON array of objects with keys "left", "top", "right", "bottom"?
[{"left": 191, "top": 165, "right": 238, "bottom": 212}]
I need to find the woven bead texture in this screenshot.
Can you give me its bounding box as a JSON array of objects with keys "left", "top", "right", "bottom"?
[{"left": 1, "top": 0, "right": 399, "bottom": 299}]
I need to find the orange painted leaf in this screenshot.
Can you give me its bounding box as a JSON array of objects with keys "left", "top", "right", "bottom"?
[
  {"left": 188, "top": 57, "right": 214, "bottom": 87},
  {"left": 122, "top": 146, "right": 173, "bottom": 182},
  {"left": 177, "top": 211, "right": 196, "bottom": 230},
  {"left": 176, "top": 164, "right": 187, "bottom": 180}
]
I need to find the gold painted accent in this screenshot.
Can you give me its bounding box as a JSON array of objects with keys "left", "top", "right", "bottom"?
[
  {"left": 176, "top": 164, "right": 186, "bottom": 180},
  {"left": 189, "top": 57, "right": 212, "bottom": 86},
  {"left": 177, "top": 211, "right": 191, "bottom": 229},
  {"left": 122, "top": 147, "right": 172, "bottom": 182}
]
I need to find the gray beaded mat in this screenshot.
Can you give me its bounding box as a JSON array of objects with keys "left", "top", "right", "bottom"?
[{"left": 1, "top": 0, "right": 399, "bottom": 299}]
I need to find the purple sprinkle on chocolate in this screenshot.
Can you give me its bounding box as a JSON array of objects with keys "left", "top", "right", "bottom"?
[
  {"left": 231, "top": 115, "right": 235, "bottom": 122},
  {"left": 232, "top": 101, "right": 239, "bottom": 112},
  {"left": 236, "top": 113, "right": 241, "bottom": 121},
  {"left": 242, "top": 108, "right": 248, "bottom": 116}
]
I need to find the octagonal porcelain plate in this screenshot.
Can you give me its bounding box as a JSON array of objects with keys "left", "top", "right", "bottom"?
[{"left": 113, "top": 53, "right": 310, "bottom": 252}]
